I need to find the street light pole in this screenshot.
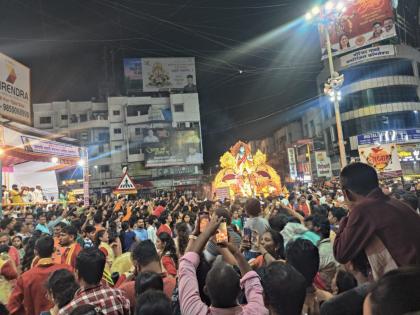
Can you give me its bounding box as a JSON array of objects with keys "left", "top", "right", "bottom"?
[{"left": 324, "top": 29, "right": 347, "bottom": 168}]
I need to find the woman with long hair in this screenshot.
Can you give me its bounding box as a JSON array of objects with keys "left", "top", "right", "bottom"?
[
  {"left": 339, "top": 34, "right": 350, "bottom": 50},
  {"left": 174, "top": 222, "right": 189, "bottom": 257},
  {"left": 250, "top": 228, "right": 285, "bottom": 269},
  {"left": 42, "top": 269, "right": 79, "bottom": 315},
  {"left": 156, "top": 232, "right": 178, "bottom": 277},
  {"left": 22, "top": 231, "right": 42, "bottom": 271},
  {"left": 94, "top": 229, "right": 115, "bottom": 285},
  {"left": 181, "top": 212, "right": 193, "bottom": 234},
  {"left": 94, "top": 229, "right": 115, "bottom": 266}
]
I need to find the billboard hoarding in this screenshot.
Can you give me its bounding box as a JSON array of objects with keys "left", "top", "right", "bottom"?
[
  {"left": 358, "top": 143, "right": 402, "bottom": 177},
  {"left": 0, "top": 53, "right": 31, "bottom": 125},
  {"left": 1, "top": 126, "right": 80, "bottom": 158},
  {"left": 340, "top": 45, "right": 395, "bottom": 67},
  {"left": 287, "top": 148, "right": 298, "bottom": 178},
  {"left": 319, "top": 0, "right": 396, "bottom": 59},
  {"left": 315, "top": 151, "right": 333, "bottom": 178},
  {"left": 123, "top": 58, "right": 143, "bottom": 93},
  {"left": 142, "top": 57, "right": 197, "bottom": 92},
  {"left": 143, "top": 127, "right": 203, "bottom": 167}
]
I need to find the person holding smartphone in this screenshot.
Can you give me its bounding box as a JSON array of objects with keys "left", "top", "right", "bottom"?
[
  {"left": 178, "top": 215, "right": 268, "bottom": 315},
  {"left": 242, "top": 198, "right": 269, "bottom": 261}
]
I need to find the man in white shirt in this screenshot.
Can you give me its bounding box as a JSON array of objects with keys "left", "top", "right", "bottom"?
[
  {"left": 28, "top": 188, "right": 36, "bottom": 204},
  {"left": 34, "top": 185, "right": 44, "bottom": 203},
  {"left": 146, "top": 215, "right": 157, "bottom": 245}
]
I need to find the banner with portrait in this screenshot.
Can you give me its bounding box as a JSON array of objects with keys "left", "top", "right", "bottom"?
[
  {"left": 319, "top": 0, "right": 397, "bottom": 59},
  {"left": 142, "top": 57, "right": 197, "bottom": 92},
  {"left": 142, "top": 126, "right": 203, "bottom": 167}
]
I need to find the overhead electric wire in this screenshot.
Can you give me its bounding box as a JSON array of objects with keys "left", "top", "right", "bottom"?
[{"left": 203, "top": 93, "right": 323, "bottom": 135}]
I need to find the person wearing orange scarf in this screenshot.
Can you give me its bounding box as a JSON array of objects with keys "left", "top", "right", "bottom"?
[{"left": 59, "top": 225, "right": 82, "bottom": 270}]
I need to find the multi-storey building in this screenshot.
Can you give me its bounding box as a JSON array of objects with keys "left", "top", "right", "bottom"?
[{"left": 33, "top": 93, "right": 204, "bottom": 194}]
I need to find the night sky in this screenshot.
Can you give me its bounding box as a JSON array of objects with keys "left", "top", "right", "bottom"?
[{"left": 1, "top": 0, "right": 323, "bottom": 168}]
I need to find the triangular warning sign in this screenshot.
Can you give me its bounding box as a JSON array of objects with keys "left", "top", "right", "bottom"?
[{"left": 116, "top": 172, "right": 137, "bottom": 191}]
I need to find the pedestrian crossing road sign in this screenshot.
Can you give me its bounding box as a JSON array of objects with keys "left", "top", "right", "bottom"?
[{"left": 114, "top": 172, "right": 138, "bottom": 195}]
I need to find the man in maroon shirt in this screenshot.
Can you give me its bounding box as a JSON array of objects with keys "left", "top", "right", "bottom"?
[
  {"left": 117, "top": 240, "right": 176, "bottom": 313},
  {"left": 334, "top": 163, "right": 420, "bottom": 280},
  {"left": 8, "top": 235, "right": 72, "bottom": 315}
]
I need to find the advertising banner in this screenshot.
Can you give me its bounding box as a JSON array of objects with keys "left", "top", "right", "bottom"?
[
  {"left": 287, "top": 148, "right": 298, "bottom": 179},
  {"left": 397, "top": 143, "right": 420, "bottom": 162},
  {"left": 315, "top": 151, "right": 333, "bottom": 178},
  {"left": 123, "top": 58, "right": 143, "bottom": 93},
  {"left": 340, "top": 45, "right": 395, "bottom": 67},
  {"left": 81, "top": 148, "right": 89, "bottom": 207},
  {"left": 0, "top": 53, "right": 31, "bottom": 125},
  {"left": 319, "top": 0, "right": 396, "bottom": 59},
  {"left": 142, "top": 57, "right": 197, "bottom": 92},
  {"left": 357, "top": 129, "right": 420, "bottom": 146},
  {"left": 215, "top": 186, "right": 230, "bottom": 201},
  {"left": 1, "top": 126, "right": 80, "bottom": 158},
  {"left": 358, "top": 143, "right": 402, "bottom": 177},
  {"left": 143, "top": 126, "right": 203, "bottom": 167}
]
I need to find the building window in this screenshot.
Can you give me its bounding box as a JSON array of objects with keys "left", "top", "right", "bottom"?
[
  {"left": 174, "top": 104, "right": 184, "bottom": 112},
  {"left": 40, "top": 117, "right": 51, "bottom": 124},
  {"left": 80, "top": 114, "right": 87, "bottom": 122},
  {"left": 98, "top": 132, "right": 109, "bottom": 141},
  {"left": 113, "top": 110, "right": 120, "bottom": 116},
  {"left": 340, "top": 85, "right": 419, "bottom": 113},
  {"left": 135, "top": 128, "right": 142, "bottom": 136},
  {"left": 114, "top": 128, "right": 122, "bottom": 134},
  {"left": 61, "top": 115, "right": 68, "bottom": 120},
  {"left": 330, "top": 126, "right": 336, "bottom": 142},
  {"left": 304, "top": 124, "right": 309, "bottom": 137},
  {"left": 127, "top": 105, "right": 150, "bottom": 117},
  {"left": 115, "top": 145, "right": 122, "bottom": 151},
  {"left": 99, "top": 165, "right": 110, "bottom": 173},
  {"left": 310, "top": 120, "right": 316, "bottom": 137},
  {"left": 70, "top": 114, "right": 78, "bottom": 123},
  {"left": 342, "top": 111, "right": 420, "bottom": 138},
  {"left": 129, "top": 143, "right": 141, "bottom": 155},
  {"left": 342, "top": 58, "right": 414, "bottom": 86}
]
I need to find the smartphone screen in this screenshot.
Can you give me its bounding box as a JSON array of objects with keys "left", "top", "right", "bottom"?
[
  {"left": 216, "top": 221, "right": 228, "bottom": 243},
  {"left": 199, "top": 213, "right": 209, "bottom": 233},
  {"left": 243, "top": 227, "right": 252, "bottom": 243}
]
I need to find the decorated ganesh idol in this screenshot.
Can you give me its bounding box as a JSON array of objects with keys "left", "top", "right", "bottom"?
[{"left": 213, "top": 141, "right": 286, "bottom": 199}]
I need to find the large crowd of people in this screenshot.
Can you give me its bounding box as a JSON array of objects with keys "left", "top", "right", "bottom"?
[{"left": 0, "top": 162, "right": 419, "bottom": 315}]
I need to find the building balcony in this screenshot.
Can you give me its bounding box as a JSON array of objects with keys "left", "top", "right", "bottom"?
[
  {"left": 128, "top": 153, "right": 145, "bottom": 163},
  {"left": 126, "top": 115, "right": 150, "bottom": 125},
  {"left": 68, "top": 119, "right": 109, "bottom": 130}
]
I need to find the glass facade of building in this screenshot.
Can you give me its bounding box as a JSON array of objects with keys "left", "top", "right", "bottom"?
[
  {"left": 342, "top": 111, "right": 419, "bottom": 138},
  {"left": 342, "top": 58, "right": 414, "bottom": 86},
  {"left": 340, "top": 85, "right": 419, "bottom": 113}
]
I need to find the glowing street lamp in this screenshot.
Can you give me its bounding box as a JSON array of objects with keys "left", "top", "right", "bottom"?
[
  {"left": 51, "top": 156, "right": 59, "bottom": 164},
  {"left": 325, "top": 1, "right": 334, "bottom": 11},
  {"left": 311, "top": 6, "right": 321, "bottom": 15},
  {"left": 78, "top": 159, "right": 86, "bottom": 167},
  {"left": 305, "top": 1, "right": 347, "bottom": 168}
]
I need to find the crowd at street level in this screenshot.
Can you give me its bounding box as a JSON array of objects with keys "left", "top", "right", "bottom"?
[{"left": 0, "top": 162, "right": 419, "bottom": 315}]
